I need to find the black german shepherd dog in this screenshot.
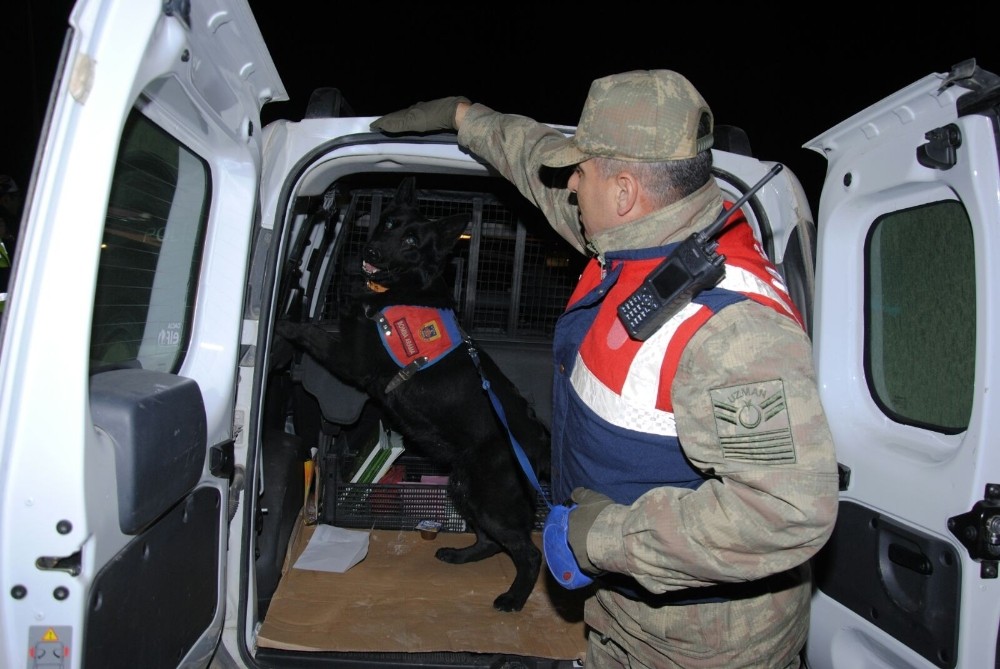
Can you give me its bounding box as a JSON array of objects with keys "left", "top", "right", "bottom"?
[{"left": 275, "top": 177, "right": 551, "bottom": 612}]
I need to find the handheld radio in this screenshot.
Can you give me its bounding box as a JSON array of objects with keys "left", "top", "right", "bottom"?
[{"left": 616, "top": 164, "right": 784, "bottom": 341}]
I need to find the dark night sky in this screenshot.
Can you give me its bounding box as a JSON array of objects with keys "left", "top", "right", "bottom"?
[{"left": 4, "top": 1, "right": 997, "bottom": 214}]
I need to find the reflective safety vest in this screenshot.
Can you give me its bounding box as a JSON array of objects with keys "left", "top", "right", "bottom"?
[{"left": 550, "top": 218, "right": 803, "bottom": 504}]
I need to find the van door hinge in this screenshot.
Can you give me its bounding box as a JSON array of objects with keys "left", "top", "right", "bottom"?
[
  {"left": 916, "top": 123, "right": 961, "bottom": 170},
  {"left": 162, "top": 0, "right": 191, "bottom": 28},
  {"left": 210, "top": 439, "right": 236, "bottom": 481},
  {"left": 947, "top": 482, "right": 1000, "bottom": 578},
  {"left": 837, "top": 462, "right": 851, "bottom": 491}
]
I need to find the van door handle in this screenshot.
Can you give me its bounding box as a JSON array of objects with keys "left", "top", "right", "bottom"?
[{"left": 887, "top": 543, "right": 932, "bottom": 575}]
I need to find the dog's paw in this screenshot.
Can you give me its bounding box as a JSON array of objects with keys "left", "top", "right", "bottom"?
[
  {"left": 273, "top": 320, "right": 299, "bottom": 340},
  {"left": 434, "top": 546, "right": 463, "bottom": 564},
  {"left": 492, "top": 592, "right": 526, "bottom": 613}
]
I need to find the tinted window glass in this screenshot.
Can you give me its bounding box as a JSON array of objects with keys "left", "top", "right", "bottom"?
[
  {"left": 90, "top": 110, "right": 210, "bottom": 373},
  {"left": 865, "top": 201, "right": 975, "bottom": 432}
]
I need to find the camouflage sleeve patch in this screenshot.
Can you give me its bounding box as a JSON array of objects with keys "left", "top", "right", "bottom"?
[{"left": 710, "top": 379, "right": 796, "bottom": 464}]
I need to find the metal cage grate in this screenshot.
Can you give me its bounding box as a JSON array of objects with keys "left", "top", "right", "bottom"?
[
  {"left": 320, "top": 188, "right": 583, "bottom": 340},
  {"left": 323, "top": 455, "right": 550, "bottom": 532}
]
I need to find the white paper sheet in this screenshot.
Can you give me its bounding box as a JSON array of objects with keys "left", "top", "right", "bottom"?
[{"left": 292, "top": 525, "right": 370, "bottom": 573}]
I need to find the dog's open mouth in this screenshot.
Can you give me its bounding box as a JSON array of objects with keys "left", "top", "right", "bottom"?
[{"left": 362, "top": 260, "right": 389, "bottom": 293}]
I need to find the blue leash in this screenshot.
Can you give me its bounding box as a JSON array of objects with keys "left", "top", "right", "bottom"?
[
  {"left": 463, "top": 340, "right": 552, "bottom": 510},
  {"left": 466, "top": 338, "right": 595, "bottom": 589}
]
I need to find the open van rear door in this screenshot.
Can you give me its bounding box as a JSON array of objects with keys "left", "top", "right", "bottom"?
[
  {"left": 0, "top": 1, "right": 285, "bottom": 667},
  {"left": 806, "top": 60, "right": 1000, "bottom": 669}
]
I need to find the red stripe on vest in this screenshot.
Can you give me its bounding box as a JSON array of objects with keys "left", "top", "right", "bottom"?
[
  {"left": 571, "top": 216, "right": 799, "bottom": 415},
  {"left": 577, "top": 256, "right": 663, "bottom": 394},
  {"left": 717, "top": 224, "right": 804, "bottom": 327},
  {"left": 658, "top": 306, "right": 712, "bottom": 412}
]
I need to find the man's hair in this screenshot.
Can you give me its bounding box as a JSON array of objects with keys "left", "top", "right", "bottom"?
[{"left": 595, "top": 151, "right": 713, "bottom": 208}]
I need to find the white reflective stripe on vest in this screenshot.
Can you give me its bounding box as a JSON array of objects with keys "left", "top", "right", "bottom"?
[{"left": 570, "top": 351, "right": 679, "bottom": 436}]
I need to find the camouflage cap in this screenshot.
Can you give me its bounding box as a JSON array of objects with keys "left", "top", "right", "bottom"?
[{"left": 539, "top": 70, "right": 714, "bottom": 167}]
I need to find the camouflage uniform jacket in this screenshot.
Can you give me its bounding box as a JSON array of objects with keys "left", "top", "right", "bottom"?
[{"left": 460, "top": 104, "right": 840, "bottom": 667}]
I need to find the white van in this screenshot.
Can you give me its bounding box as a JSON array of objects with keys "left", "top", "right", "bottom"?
[{"left": 1, "top": 1, "right": 997, "bottom": 667}]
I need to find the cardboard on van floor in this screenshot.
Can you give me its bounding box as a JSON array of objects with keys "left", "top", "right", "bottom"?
[{"left": 257, "top": 520, "right": 590, "bottom": 659}]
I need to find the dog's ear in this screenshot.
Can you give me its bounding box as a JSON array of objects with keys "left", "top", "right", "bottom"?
[
  {"left": 395, "top": 176, "right": 418, "bottom": 208},
  {"left": 431, "top": 213, "right": 471, "bottom": 256}
]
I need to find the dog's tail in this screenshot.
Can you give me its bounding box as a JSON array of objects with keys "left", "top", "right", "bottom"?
[
  {"left": 514, "top": 414, "right": 552, "bottom": 487},
  {"left": 530, "top": 424, "right": 552, "bottom": 484}
]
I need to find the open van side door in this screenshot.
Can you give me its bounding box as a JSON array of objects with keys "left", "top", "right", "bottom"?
[
  {"left": 0, "top": 1, "right": 285, "bottom": 667},
  {"left": 806, "top": 60, "right": 1000, "bottom": 669}
]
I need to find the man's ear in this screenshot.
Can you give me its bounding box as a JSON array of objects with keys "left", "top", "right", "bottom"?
[{"left": 615, "top": 172, "right": 640, "bottom": 216}]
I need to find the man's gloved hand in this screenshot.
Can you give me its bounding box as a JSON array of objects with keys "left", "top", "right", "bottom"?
[
  {"left": 370, "top": 96, "right": 470, "bottom": 134},
  {"left": 568, "top": 487, "right": 614, "bottom": 574},
  {"left": 542, "top": 487, "right": 614, "bottom": 589},
  {"left": 543, "top": 503, "right": 593, "bottom": 589}
]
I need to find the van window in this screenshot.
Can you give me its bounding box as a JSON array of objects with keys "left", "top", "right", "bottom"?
[
  {"left": 89, "top": 110, "right": 210, "bottom": 373},
  {"left": 865, "top": 200, "right": 975, "bottom": 433}
]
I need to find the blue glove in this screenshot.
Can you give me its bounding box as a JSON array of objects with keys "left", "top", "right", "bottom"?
[{"left": 542, "top": 504, "right": 594, "bottom": 589}]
